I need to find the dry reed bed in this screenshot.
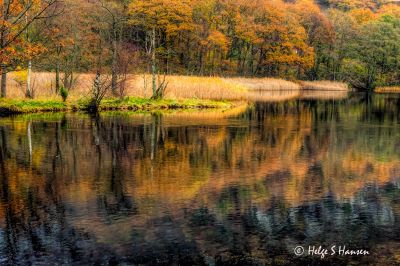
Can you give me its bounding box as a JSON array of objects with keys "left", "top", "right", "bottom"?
[
  {"left": 300, "top": 81, "right": 349, "bottom": 91},
  {"left": 139, "top": 75, "right": 247, "bottom": 100},
  {"left": 7, "top": 72, "right": 302, "bottom": 101},
  {"left": 6, "top": 72, "right": 349, "bottom": 102}
]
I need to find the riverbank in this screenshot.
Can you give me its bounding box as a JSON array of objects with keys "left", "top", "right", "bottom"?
[
  {"left": 1, "top": 72, "right": 350, "bottom": 115},
  {"left": 0, "top": 97, "right": 234, "bottom": 115}
]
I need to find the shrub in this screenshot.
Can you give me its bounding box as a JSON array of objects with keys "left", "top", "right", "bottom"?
[{"left": 60, "top": 86, "right": 69, "bottom": 102}]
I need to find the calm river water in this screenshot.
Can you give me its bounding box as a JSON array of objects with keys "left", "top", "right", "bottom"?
[{"left": 0, "top": 93, "right": 400, "bottom": 265}]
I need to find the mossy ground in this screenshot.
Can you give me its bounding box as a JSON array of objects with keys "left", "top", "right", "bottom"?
[
  {"left": 0, "top": 97, "right": 234, "bottom": 115},
  {"left": 94, "top": 97, "right": 232, "bottom": 110},
  {"left": 0, "top": 99, "right": 68, "bottom": 114}
]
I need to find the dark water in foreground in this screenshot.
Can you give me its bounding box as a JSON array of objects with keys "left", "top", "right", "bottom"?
[{"left": 0, "top": 93, "right": 400, "bottom": 265}]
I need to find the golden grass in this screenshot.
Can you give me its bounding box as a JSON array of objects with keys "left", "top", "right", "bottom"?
[
  {"left": 6, "top": 72, "right": 302, "bottom": 101},
  {"left": 300, "top": 80, "right": 349, "bottom": 91},
  {"left": 5, "top": 72, "right": 349, "bottom": 103},
  {"left": 375, "top": 86, "right": 400, "bottom": 93},
  {"left": 150, "top": 75, "right": 247, "bottom": 100},
  {"left": 6, "top": 72, "right": 95, "bottom": 100}
]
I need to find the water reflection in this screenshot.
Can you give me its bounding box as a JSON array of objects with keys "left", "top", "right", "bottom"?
[
  {"left": 247, "top": 89, "right": 349, "bottom": 102},
  {"left": 0, "top": 94, "right": 400, "bottom": 265}
]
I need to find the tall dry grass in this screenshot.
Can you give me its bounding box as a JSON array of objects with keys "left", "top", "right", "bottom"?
[
  {"left": 5, "top": 72, "right": 348, "bottom": 101},
  {"left": 145, "top": 75, "right": 247, "bottom": 100},
  {"left": 6, "top": 72, "right": 95, "bottom": 99},
  {"left": 300, "top": 81, "right": 349, "bottom": 91}
]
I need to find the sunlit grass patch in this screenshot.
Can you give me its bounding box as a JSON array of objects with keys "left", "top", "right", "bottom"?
[
  {"left": 0, "top": 97, "right": 234, "bottom": 115},
  {"left": 0, "top": 99, "right": 68, "bottom": 114},
  {"left": 95, "top": 97, "right": 233, "bottom": 111}
]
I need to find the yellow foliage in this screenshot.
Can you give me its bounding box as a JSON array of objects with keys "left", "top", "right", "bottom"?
[
  {"left": 350, "top": 8, "right": 376, "bottom": 24},
  {"left": 12, "top": 70, "right": 28, "bottom": 86}
]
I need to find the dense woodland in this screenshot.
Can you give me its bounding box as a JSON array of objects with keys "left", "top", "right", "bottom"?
[{"left": 1, "top": 0, "right": 400, "bottom": 97}]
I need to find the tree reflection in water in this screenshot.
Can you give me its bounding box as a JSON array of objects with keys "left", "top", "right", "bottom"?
[{"left": 0, "top": 94, "right": 400, "bottom": 265}]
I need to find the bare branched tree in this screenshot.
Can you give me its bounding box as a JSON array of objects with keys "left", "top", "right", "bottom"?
[
  {"left": 98, "top": 0, "right": 128, "bottom": 96},
  {"left": 151, "top": 73, "right": 169, "bottom": 100},
  {"left": 87, "top": 72, "right": 112, "bottom": 112}
]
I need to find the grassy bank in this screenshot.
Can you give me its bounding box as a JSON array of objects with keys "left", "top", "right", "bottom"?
[
  {"left": 0, "top": 97, "right": 233, "bottom": 115},
  {"left": 91, "top": 97, "right": 232, "bottom": 110},
  {"left": 0, "top": 99, "right": 68, "bottom": 114}
]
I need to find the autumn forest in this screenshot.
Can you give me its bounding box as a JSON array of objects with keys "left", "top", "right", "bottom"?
[{"left": 1, "top": 0, "right": 400, "bottom": 100}]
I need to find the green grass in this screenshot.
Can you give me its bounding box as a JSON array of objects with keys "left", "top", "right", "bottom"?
[
  {"left": 97, "top": 97, "right": 232, "bottom": 110},
  {"left": 0, "top": 97, "right": 234, "bottom": 115},
  {"left": 0, "top": 99, "right": 68, "bottom": 114}
]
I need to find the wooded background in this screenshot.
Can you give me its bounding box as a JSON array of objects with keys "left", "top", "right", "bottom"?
[{"left": 1, "top": 0, "right": 400, "bottom": 96}]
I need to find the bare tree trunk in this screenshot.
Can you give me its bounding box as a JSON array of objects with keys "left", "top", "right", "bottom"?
[
  {"left": 111, "top": 31, "right": 118, "bottom": 96},
  {"left": 1, "top": 2, "right": 8, "bottom": 98},
  {"left": 1, "top": 65, "right": 6, "bottom": 98},
  {"left": 143, "top": 74, "right": 147, "bottom": 98},
  {"left": 63, "top": 71, "right": 72, "bottom": 88},
  {"left": 26, "top": 60, "right": 32, "bottom": 98},
  {"left": 55, "top": 63, "right": 60, "bottom": 93},
  {"left": 151, "top": 27, "right": 157, "bottom": 97},
  {"left": 70, "top": 72, "right": 73, "bottom": 89},
  {"left": 25, "top": 12, "right": 32, "bottom": 98}
]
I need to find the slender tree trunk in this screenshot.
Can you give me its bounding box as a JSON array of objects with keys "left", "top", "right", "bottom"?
[
  {"left": 26, "top": 60, "right": 32, "bottom": 98},
  {"left": 70, "top": 72, "right": 73, "bottom": 89},
  {"left": 237, "top": 41, "right": 243, "bottom": 75},
  {"left": 25, "top": 12, "right": 32, "bottom": 98},
  {"left": 1, "top": 65, "right": 6, "bottom": 98},
  {"left": 111, "top": 24, "right": 118, "bottom": 96},
  {"left": 55, "top": 63, "right": 60, "bottom": 93},
  {"left": 199, "top": 47, "right": 204, "bottom": 75},
  {"left": 143, "top": 74, "right": 147, "bottom": 98},
  {"left": 63, "top": 72, "right": 69, "bottom": 88},
  {"left": 248, "top": 44, "right": 254, "bottom": 76},
  {"left": 1, "top": 2, "right": 8, "bottom": 98},
  {"left": 151, "top": 27, "right": 157, "bottom": 97}
]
